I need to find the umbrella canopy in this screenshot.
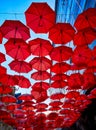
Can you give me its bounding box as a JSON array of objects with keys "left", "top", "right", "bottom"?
[
  {"left": 4, "top": 38, "right": 31, "bottom": 60},
  {"left": 49, "top": 23, "right": 75, "bottom": 44},
  {"left": 0, "top": 66, "right": 6, "bottom": 75},
  {"left": 0, "top": 85, "right": 13, "bottom": 94},
  {"left": 51, "top": 80, "right": 67, "bottom": 88},
  {"left": 0, "top": 29, "right": 3, "bottom": 43},
  {"left": 74, "top": 8, "right": 96, "bottom": 30},
  {"left": 25, "top": 2, "right": 56, "bottom": 33},
  {"left": 49, "top": 101, "right": 63, "bottom": 107},
  {"left": 31, "top": 71, "right": 50, "bottom": 80},
  {"left": 67, "top": 73, "right": 83, "bottom": 89},
  {"left": 51, "top": 62, "right": 71, "bottom": 74},
  {"left": 51, "top": 74, "right": 68, "bottom": 81},
  {"left": 1, "top": 95, "right": 17, "bottom": 103},
  {"left": 1, "top": 20, "right": 30, "bottom": 40},
  {"left": 72, "top": 45, "right": 92, "bottom": 66},
  {"left": 32, "top": 81, "right": 50, "bottom": 90},
  {"left": 0, "top": 52, "right": 6, "bottom": 64},
  {"left": 50, "top": 46, "right": 73, "bottom": 62},
  {"left": 29, "top": 38, "right": 53, "bottom": 56},
  {"left": 30, "top": 57, "right": 52, "bottom": 71},
  {"left": 15, "top": 75, "right": 31, "bottom": 88},
  {"left": 17, "top": 94, "right": 33, "bottom": 101},
  {"left": 9, "top": 60, "right": 32, "bottom": 73},
  {"left": 74, "top": 27, "right": 96, "bottom": 46},
  {"left": 50, "top": 93, "right": 65, "bottom": 100}
]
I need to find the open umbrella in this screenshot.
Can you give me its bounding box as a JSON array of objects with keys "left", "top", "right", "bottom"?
[
  {"left": 74, "top": 8, "right": 96, "bottom": 30},
  {"left": 4, "top": 38, "right": 31, "bottom": 60},
  {"left": 31, "top": 71, "right": 50, "bottom": 80},
  {"left": 0, "top": 66, "right": 6, "bottom": 75},
  {"left": 0, "top": 52, "right": 6, "bottom": 64},
  {"left": 74, "top": 27, "right": 96, "bottom": 46},
  {"left": 1, "top": 20, "right": 30, "bottom": 40},
  {"left": 50, "top": 46, "right": 73, "bottom": 62},
  {"left": 0, "top": 85, "right": 13, "bottom": 94},
  {"left": 9, "top": 60, "right": 32, "bottom": 73},
  {"left": 1, "top": 95, "right": 17, "bottom": 103},
  {"left": 51, "top": 80, "right": 67, "bottom": 88},
  {"left": 29, "top": 38, "right": 53, "bottom": 56},
  {"left": 51, "top": 62, "right": 70, "bottom": 74},
  {"left": 30, "top": 57, "right": 52, "bottom": 71},
  {"left": 50, "top": 93, "right": 65, "bottom": 100},
  {"left": 72, "top": 45, "right": 92, "bottom": 66},
  {"left": 49, "top": 23, "right": 75, "bottom": 44},
  {"left": 25, "top": 2, "right": 56, "bottom": 33},
  {"left": 17, "top": 94, "right": 33, "bottom": 101},
  {"left": 15, "top": 75, "right": 31, "bottom": 88}
]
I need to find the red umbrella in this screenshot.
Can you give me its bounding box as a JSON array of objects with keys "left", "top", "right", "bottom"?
[
  {"left": 1, "top": 95, "right": 17, "bottom": 103},
  {"left": 32, "top": 81, "right": 50, "bottom": 90},
  {"left": 49, "top": 101, "right": 63, "bottom": 107},
  {"left": 17, "top": 94, "right": 33, "bottom": 101},
  {"left": 6, "top": 103, "right": 20, "bottom": 111},
  {"left": 15, "top": 75, "right": 31, "bottom": 88},
  {"left": 9, "top": 60, "right": 32, "bottom": 73},
  {"left": 30, "top": 57, "right": 52, "bottom": 71},
  {"left": 1, "top": 20, "right": 30, "bottom": 40},
  {"left": 0, "top": 52, "right": 6, "bottom": 64},
  {"left": 51, "top": 62, "right": 70, "bottom": 74},
  {"left": 91, "top": 88, "right": 96, "bottom": 96},
  {"left": 49, "top": 23, "right": 75, "bottom": 44},
  {"left": 92, "top": 46, "right": 96, "bottom": 59},
  {"left": 29, "top": 38, "right": 53, "bottom": 56},
  {"left": 31, "top": 71, "right": 50, "bottom": 80},
  {"left": 74, "top": 8, "right": 96, "bottom": 30},
  {"left": 50, "top": 46, "right": 73, "bottom": 62},
  {"left": 51, "top": 80, "right": 67, "bottom": 88},
  {"left": 35, "top": 103, "right": 48, "bottom": 109},
  {"left": 72, "top": 45, "right": 92, "bottom": 66},
  {"left": 49, "top": 106, "right": 61, "bottom": 111},
  {"left": 51, "top": 74, "right": 68, "bottom": 81},
  {"left": 50, "top": 93, "right": 65, "bottom": 100},
  {"left": 82, "top": 73, "right": 96, "bottom": 89},
  {"left": 47, "top": 112, "right": 58, "bottom": 120},
  {"left": 74, "top": 28, "right": 96, "bottom": 46},
  {"left": 67, "top": 73, "right": 83, "bottom": 89},
  {"left": 0, "top": 85, "right": 13, "bottom": 94},
  {"left": 4, "top": 38, "right": 31, "bottom": 60},
  {"left": 21, "top": 101, "right": 35, "bottom": 106},
  {"left": 25, "top": 2, "right": 56, "bottom": 33},
  {"left": 65, "top": 91, "right": 80, "bottom": 99},
  {"left": 0, "top": 74, "right": 18, "bottom": 86}
]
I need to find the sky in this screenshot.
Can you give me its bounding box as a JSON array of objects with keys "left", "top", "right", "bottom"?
[{"left": 0, "top": 0, "right": 55, "bottom": 94}]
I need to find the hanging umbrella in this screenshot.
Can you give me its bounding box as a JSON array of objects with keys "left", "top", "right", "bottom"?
[
  {"left": 67, "top": 73, "right": 83, "bottom": 89},
  {"left": 6, "top": 103, "right": 20, "bottom": 111},
  {"left": 65, "top": 91, "right": 80, "bottom": 99},
  {"left": 91, "top": 88, "right": 96, "bottom": 96},
  {"left": 30, "top": 57, "right": 52, "bottom": 71},
  {"left": 0, "top": 74, "right": 18, "bottom": 86},
  {"left": 4, "top": 38, "right": 31, "bottom": 60},
  {"left": 49, "top": 101, "right": 63, "bottom": 107},
  {"left": 74, "top": 8, "right": 96, "bottom": 30},
  {"left": 17, "top": 94, "right": 33, "bottom": 101},
  {"left": 25, "top": 2, "right": 56, "bottom": 33},
  {"left": 0, "top": 85, "right": 13, "bottom": 94},
  {"left": 32, "top": 81, "right": 50, "bottom": 90},
  {"left": 29, "top": 38, "right": 53, "bottom": 56},
  {"left": 74, "top": 27, "right": 96, "bottom": 46},
  {"left": 49, "top": 106, "right": 61, "bottom": 111},
  {"left": 51, "top": 80, "right": 67, "bottom": 88},
  {"left": 0, "top": 52, "right": 6, "bottom": 64},
  {"left": 9, "top": 60, "right": 32, "bottom": 73},
  {"left": 72, "top": 45, "right": 92, "bottom": 66},
  {"left": 47, "top": 112, "right": 58, "bottom": 120},
  {"left": 35, "top": 103, "right": 48, "bottom": 109},
  {"left": 50, "top": 93, "right": 65, "bottom": 100},
  {"left": 31, "top": 70, "right": 50, "bottom": 80},
  {"left": 1, "top": 95, "right": 17, "bottom": 103},
  {"left": 51, "top": 73, "right": 68, "bottom": 81},
  {"left": 50, "top": 46, "right": 73, "bottom": 62},
  {"left": 1, "top": 20, "right": 30, "bottom": 40},
  {"left": 82, "top": 72, "right": 96, "bottom": 89},
  {"left": 49, "top": 23, "right": 75, "bottom": 44},
  {"left": 51, "top": 62, "right": 70, "bottom": 74},
  {"left": 15, "top": 75, "right": 31, "bottom": 88}
]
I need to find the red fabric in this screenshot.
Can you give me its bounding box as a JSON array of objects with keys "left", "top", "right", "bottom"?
[
  {"left": 29, "top": 38, "right": 53, "bottom": 56},
  {"left": 1, "top": 20, "right": 30, "bottom": 40},
  {"left": 74, "top": 28, "right": 96, "bottom": 46},
  {"left": 1, "top": 95, "right": 17, "bottom": 103},
  {"left": 17, "top": 94, "right": 33, "bottom": 101},
  {"left": 50, "top": 46, "right": 73, "bottom": 61},
  {"left": 9, "top": 60, "right": 32, "bottom": 73},
  {"left": 51, "top": 80, "right": 67, "bottom": 88},
  {"left": 4, "top": 38, "right": 31, "bottom": 60},
  {"left": 51, "top": 74, "right": 68, "bottom": 81},
  {"left": 74, "top": 8, "right": 96, "bottom": 30},
  {"left": 0, "top": 52, "right": 6, "bottom": 64},
  {"left": 25, "top": 2, "right": 56, "bottom": 33},
  {"left": 49, "top": 23, "right": 75, "bottom": 44},
  {"left": 31, "top": 71, "right": 50, "bottom": 80},
  {"left": 30, "top": 57, "right": 52, "bottom": 71}
]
